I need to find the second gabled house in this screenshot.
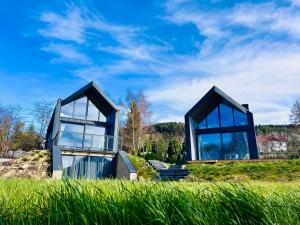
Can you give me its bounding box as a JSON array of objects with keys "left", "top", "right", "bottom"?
[{"left": 185, "top": 86, "right": 258, "bottom": 161}]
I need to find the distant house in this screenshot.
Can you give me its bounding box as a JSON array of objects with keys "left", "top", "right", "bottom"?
[
  {"left": 45, "top": 81, "right": 137, "bottom": 180},
  {"left": 185, "top": 86, "right": 258, "bottom": 161},
  {"left": 256, "top": 135, "right": 288, "bottom": 153}
]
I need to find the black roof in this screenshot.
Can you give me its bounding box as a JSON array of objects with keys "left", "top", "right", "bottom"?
[
  {"left": 186, "top": 86, "right": 249, "bottom": 120},
  {"left": 61, "top": 81, "right": 118, "bottom": 116}
]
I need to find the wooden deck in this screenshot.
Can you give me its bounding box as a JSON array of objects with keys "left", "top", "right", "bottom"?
[{"left": 187, "top": 159, "right": 289, "bottom": 164}]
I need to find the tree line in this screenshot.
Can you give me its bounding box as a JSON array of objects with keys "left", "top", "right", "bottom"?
[
  {"left": 0, "top": 100, "right": 53, "bottom": 157},
  {"left": 1, "top": 91, "right": 299, "bottom": 161},
  {"left": 119, "top": 91, "right": 186, "bottom": 163}
]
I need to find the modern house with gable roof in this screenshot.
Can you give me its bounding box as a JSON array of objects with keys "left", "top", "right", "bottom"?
[
  {"left": 46, "top": 81, "right": 137, "bottom": 180},
  {"left": 185, "top": 86, "right": 258, "bottom": 161}
]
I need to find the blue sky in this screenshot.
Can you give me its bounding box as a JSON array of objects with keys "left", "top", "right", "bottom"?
[{"left": 0, "top": 0, "right": 299, "bottom": 124}]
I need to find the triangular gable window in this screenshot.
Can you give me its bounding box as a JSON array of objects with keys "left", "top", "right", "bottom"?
[{"left": 198, "top": 102, "right": 247, "bottom": 129}]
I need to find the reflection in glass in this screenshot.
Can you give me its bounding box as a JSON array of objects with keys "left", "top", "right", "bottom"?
[
  {"left": 89, "top": 156, "right": 103, "bottom": 179},
  {"left": 73, "top": 156, "right": 89, "bottom": 178},
  {"left": 234, "top": 109, "right": 248, "bottom": 126},
  {"left": 73, "top": 97, "right": 87, "bottom": 119},
  {"left": 87, "top": 100, "right": 99, "bottom": 121},
  {"left": 223, "top": 132, "right": 249, "bottom": 160},
  {"left": 84, "top": 126, "right": 105, "bottom": 150},
  {"left": 207, "top": 107, "right": 219, "bottom": 128},
  {"left": 60, "top": 102, "right": 74, "bottom": 118},
  {"left": 198, "top": 133, "right": 222, "bottom": 160},
  {"left": 220, "top": 103, "right": 234, "bottom": 127},
  {"left": 59, "top": 123, "right": 84, "bottom": 148},
  {"left": 62, "top": 155, "right": 74, "bottom": 178},
  {"left": 198, "top": 118, "right": 207, "bottom": 129},
  {"left": 99, "top": 111, "right": 107, "bottom": 122},
  {"left": 61, "top": 155, "right": 113, "bottom": 179}
]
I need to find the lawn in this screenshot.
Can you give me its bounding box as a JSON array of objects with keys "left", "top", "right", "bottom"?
[
  {"left": 186, "top": 159, "right": 300, "bottom": 182},
  {"left": 0, "top": 179, "right": 299, "bottom": 225}
]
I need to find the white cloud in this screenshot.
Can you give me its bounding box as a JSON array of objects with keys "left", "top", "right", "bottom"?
[
  {"left": 39, "top": 8, "right": 86, "bottom": 44},
  {"left": 41, "top": 43, "right": 91, "bottom": 64},
  {"left": 144, "top": 1, "right": 300, "bottom": 124}
]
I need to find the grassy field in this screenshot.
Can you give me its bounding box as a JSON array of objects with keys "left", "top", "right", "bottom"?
[
  {"left": 0, "top": 179, "right": 299, "bottom": 225},
  {"left": 186, "top": 159, "right": 300, "bottom": 182}
]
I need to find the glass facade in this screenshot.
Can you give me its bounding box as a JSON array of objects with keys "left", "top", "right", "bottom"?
[
  {"left": 234, "top": 109, "right": 248, "bottom": 126},
  {"left": 198, "top": 132, "right": 249, "bottom": 160},
  {"left": 198, "top": 133, "right": 222, "bottom": 160},
  {"left": 58, "top": 122, "right": 110, "bottom": 150},
  {"left": 196, "top": 102, "right": 250, "bottom": 160},
  {"left": 87, "top": 100, "right": 99, "bottom": 121},
  {"left": 73, "top": 97, "right": 87, "bottom": 119},
  {"left": 62, "top": 155, "right": 113, "bottom": 179},
  {"left": 84, "top": 126, "right": 106, "bottom": 150},
  {"left": 60, "top": 102, "right": 74, "bottom": 118},
  {"left": 223, "top": 132, "right": 249, "bottom": 160},
  {"left": 60, "top": 96, "right": 106, "bottom": 122},
  {"left": 207, "top": 107, "right": 219, "bottom": 128},
  {"left": 198, "top": 102, "right": 248, "bottom": 129},
  {"left": 58, "top": 123, "right": 84, "bottom": 148},
  {"left": 58, "top": 96, "right": 109, "bottom": 151},
  {"left": 220, "top": 103, "right": 234, "bottom": 127}
]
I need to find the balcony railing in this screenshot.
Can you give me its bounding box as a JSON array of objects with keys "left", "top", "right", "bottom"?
[{"left": 53, "top": 131, "right": 122, "bottom": 152}]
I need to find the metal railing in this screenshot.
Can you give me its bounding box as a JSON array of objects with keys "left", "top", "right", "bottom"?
[{"left": 53, "top": 131, "right": 122, "bottom": 152}]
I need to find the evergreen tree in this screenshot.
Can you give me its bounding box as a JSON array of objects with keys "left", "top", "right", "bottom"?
[
  {"left": 167, "top": 137, "right": 181, "bottom": 163},
  {"left": 156, "top": 136, "right": 168, "bottom": 161},
  {"left": 10, "top": 121, "right": 26, "bottom": 151},
  {"left": 23, "top": 124, "right": 42, "bottom": 151}
]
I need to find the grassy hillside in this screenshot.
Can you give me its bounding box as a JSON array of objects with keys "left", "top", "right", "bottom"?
[
  {"left": 0, "top": 180, "right": 299, "bottom": 225},
  {"left": 186, "top": 159, "right": 300, "bottom": 182},
  {"left": 0, "top": 150, "right": 49, "bottom": 178},
  {"left": 127, "top": 154, "right": 158, "bottom": 180}
]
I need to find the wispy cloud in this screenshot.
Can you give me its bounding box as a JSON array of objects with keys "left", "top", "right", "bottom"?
[
  {"left": 41, "top": 43, "right": 91, "bottom": 64},
  {"left": 145, "top": 1, "right": 300, "bottom": 124},
  {"left": 39, "top": 8, "right": 86, "bottom": 44},
  {"left": 36, "top": 1, "right": 300, "bottom": 124}
]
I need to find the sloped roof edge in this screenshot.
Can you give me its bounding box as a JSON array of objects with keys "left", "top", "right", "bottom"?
[
  {"left": 61, "top": 81, "right": 118, "bottom": 111},
  {"left": 185, "top": 86, "right": 248, "bottom": 116}
]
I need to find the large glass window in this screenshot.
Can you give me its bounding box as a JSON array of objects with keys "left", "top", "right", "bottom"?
[
  {"left": 73, "top": 156, "right": 89, "bottom": 178},
  {"left": 60, "top": 102, "right": 74, "bottom": 118},
  {"left": 73, "top": 97, "right": 87, "bottom": 120},
  {"left": 99, "top": 112, "right": 107, "bottom": 122},
  {"left": 60, "top": 97, "right": 108, "bottom": 122},
  {"left": 220, "top": 103, "right": 234, "bottom": 127},
  {"left": 234, "top": 109, "right": 248, "bottom": 126},
  {"left": 58, "top": 123, "right": 84, "bottom": 148},
  {"left": 198, "top": 119, "right": 207, "bottom": 129},
  {"left": 61, "top": 155, "right": 113, "bottom": 179},
  {"left": 87, "top": 100, "right": 99, "bottom": 121},
  {"left": 223, "top": 132, "right": 249, "bottom": 160},
  {"left": 87, "top": 101, "right": 99, "bottom": 121},
  {"left": 62, "top": 155, "right": 74, "bottom": 178},
  {"left": 84, "top": 126, "right": 105, "bottom": 150},
  {"left": 198, "top": 133, "right": 222, "bottom": 160},
  {"left": 206, "top": 107, "right": 219, "bottom": 128}
]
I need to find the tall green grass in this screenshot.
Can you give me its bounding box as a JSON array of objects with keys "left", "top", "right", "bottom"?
[
  {"left": 0, "top": 180, "right": 299, "bottom": 225},
  {"left": 186, "top": 159, "right": 300, "bottom": 181}
]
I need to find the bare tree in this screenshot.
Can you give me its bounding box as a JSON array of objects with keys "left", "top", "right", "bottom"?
[
  {"left": 32, "top": 100, "right": 53, "bottom": 137},
  {"left": 0, "top": 103, "right": 22, "bottom": 156},
  {"left": 290, "top": 100, "right": 300, "bottom": 125}
]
